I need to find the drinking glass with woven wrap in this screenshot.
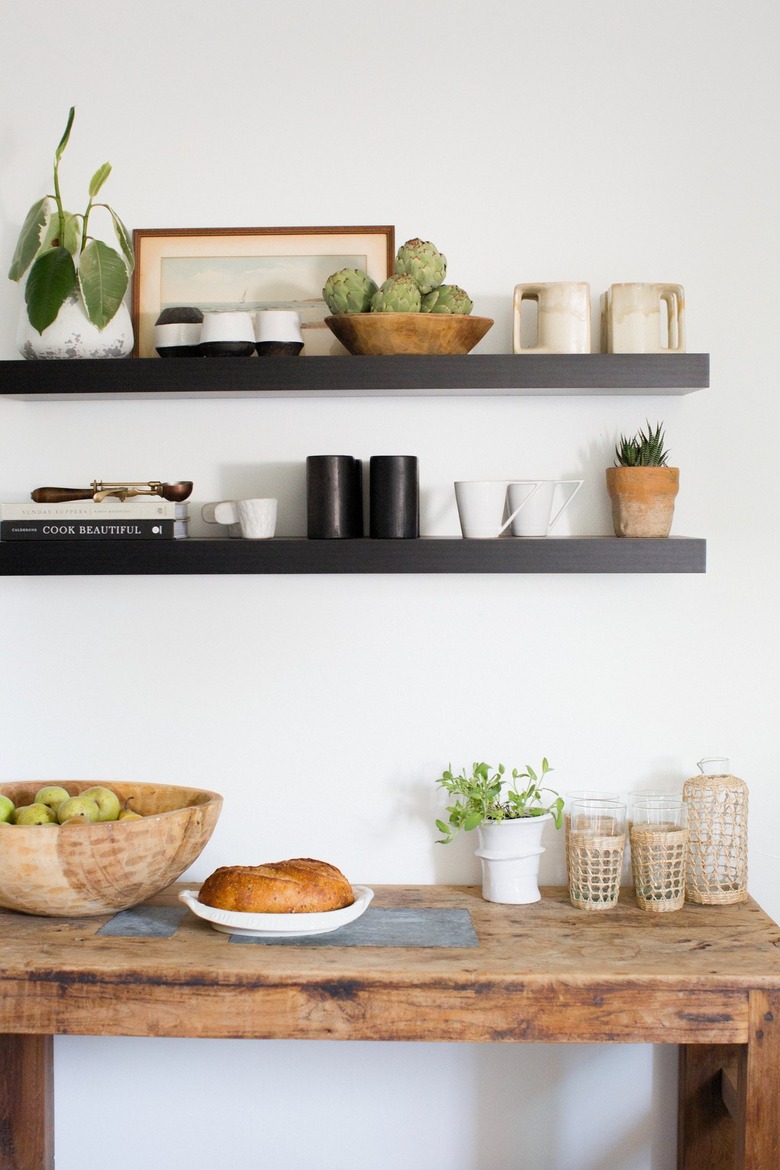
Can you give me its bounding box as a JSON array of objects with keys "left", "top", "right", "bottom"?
[
  {"left": 568, "top": 799, "right": 626, "bottom": 911},
  {"left": 630, "top": 798, "right": 688, "bottom": 912},
  {"left": 683, "top": 759, "right": 748, "bottom": 904}
]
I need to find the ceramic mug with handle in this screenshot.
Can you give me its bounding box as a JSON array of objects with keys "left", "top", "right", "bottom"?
[
  {"left": 601, "top": 283, "right": 685, "bottom": 353},
  {"left": 454, "top": 480, "right": 540, "bottom": 539},
  {"left": 513, "top": 282, "right": 591, "bottom": 354},
  {"left": 507, "top": 479, "right": 583, "bottom": 537}
]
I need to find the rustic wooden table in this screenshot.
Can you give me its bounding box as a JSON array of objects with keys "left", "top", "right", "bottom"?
[{"left": 1, "top": 884, "right": 778, "bottom": 1170}]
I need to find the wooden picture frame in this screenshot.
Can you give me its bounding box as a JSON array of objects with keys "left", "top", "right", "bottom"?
[{"left": 131, "top": 225, "right": 395, "bottom": 357}]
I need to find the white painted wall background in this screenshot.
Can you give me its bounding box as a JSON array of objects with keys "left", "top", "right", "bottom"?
[{"left": 0, "top": 2, "right": 777, "bottom": 1167}]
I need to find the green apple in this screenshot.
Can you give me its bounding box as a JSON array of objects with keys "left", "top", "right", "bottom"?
[
  {"left": 0, "top": 794, "right": 15, "bottom": 823},
  {"left": 57, "top": 796, "right": 100, "bottom": 824},
  {"left": 34, "top": 785, "right": 70, "bottom": 814},
  {"left": 79, "top": 785, "right": 121, "bottom": 822},
  {"left": 15, "top": 802, "right": 58, "bottom": 825}
]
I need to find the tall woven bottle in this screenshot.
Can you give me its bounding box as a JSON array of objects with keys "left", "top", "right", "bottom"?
[{"left": 682, "top": 758, "right": 748, "bottom": 904}]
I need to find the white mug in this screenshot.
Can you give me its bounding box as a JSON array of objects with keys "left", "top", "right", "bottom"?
[
  {"left": 513, "top": 282, "right": 591, "bottom": 354},
  {"left": 507, "top": 479, "right": 583, "bottom": 537},
  {"left": 454, "top": 480, "right": 540, "bottom": 539},
  {"left": 202, "top": 498, "right": 277, "bottom": 539},
  {"left": 601, "top": 283, "right": 685, "bottom": 353}
]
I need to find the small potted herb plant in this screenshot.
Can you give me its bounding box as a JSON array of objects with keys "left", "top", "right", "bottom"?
[
  {"left": 435, "top": 759, "right": 563, "bottom": 904},
  {"left": 605, "top": 421, "right": 679, "bottom": 538},
  {"left": 8, "top": 107, "right": 135, "bottom": 359}
]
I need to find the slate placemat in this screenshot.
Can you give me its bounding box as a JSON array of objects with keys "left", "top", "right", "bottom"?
[
  {"left": 228, "top": 907, "right": 478, "bottom": 947},
  {"left": 97, "top": 905, "right": 189, "bottom": 938}
]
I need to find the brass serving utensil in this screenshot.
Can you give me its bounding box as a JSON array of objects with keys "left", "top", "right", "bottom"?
[{"left": 31, "top": 480, "right": 194, "bottom": 504}]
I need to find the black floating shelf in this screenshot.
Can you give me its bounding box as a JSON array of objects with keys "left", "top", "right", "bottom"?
[
  {"left": 0, "top": 353, "right": 709, "bottom": 400},
  {"left": 0, "top": 537, "right": 706, "bottom": 576}
]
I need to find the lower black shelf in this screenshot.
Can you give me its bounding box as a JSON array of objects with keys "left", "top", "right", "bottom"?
[{"left": 0, "top": 536, "right": 706, "bottom": 575}]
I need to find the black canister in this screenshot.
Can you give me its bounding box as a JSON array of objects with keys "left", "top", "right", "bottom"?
[
  {"left": 306, "top": 455, "right": 363, "bottom": 538},
  {"left": 369, "top": 455, "right": 419, "bottom": 538}
]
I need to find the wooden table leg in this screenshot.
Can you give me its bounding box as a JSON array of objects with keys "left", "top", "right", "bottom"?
[
  {"left": 736, "top": 990, "right": 780, "bottom": 1170},
  {"left": 0, "top": 1035, "right": 54, "bottom": 1170},
  {"left": 678, "top": 991, "right": 780, "bottom": 1170},
  {"left": 678, "top": 1041, "right": 741, "bottom": 1169}
]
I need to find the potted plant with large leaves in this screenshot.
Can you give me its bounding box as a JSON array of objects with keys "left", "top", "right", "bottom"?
[
  {"left": 8, "top": 107, "right": 135, "bottom": 359},
  {"left": 435, "top": 759, "right": 563, "bottom": 904},
  {"left": 605, "top": 421, "right": 679, "bottom": 537}
]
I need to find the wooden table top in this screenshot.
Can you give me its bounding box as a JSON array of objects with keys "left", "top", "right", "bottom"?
[{"left": 2, "top": 885, "right": 779, "bottom": 1045}]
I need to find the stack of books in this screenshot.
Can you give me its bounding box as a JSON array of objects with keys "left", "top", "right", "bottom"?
[{"left": 0, "top": 499, "right": 189, "bottom": 540}]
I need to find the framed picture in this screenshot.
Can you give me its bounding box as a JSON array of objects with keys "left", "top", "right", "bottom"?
[{"left": 131, "top": 225, "right": 395, "bottom": 357}]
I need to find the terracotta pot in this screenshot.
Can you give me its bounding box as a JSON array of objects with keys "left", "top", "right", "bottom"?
[{"left": 605, "top": 466, "right": 679, "bottom": 538}]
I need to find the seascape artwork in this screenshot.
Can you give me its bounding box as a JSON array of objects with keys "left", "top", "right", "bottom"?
[{"left": 160, "top": 253, "right": 367, "bottom": 328}]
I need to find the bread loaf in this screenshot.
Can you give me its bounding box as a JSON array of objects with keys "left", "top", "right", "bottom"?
[{"left": 197, "top": 857, "right": 355, "bottom": 914}]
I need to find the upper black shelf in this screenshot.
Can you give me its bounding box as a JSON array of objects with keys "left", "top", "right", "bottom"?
[
  {"left": 0, "top": 353, "right": 709, "bottom": 400},
  {"left": 0, "top": 537, "right": 706, "bottom": 576}
]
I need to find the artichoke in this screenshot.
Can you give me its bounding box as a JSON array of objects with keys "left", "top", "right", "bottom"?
[
  {"left": 394, "top": 238, "right": 447, "bottom": 294},
  {"left": 420, "top": 284, "right": 473, "bottom": 315},
  {"left": 370, "top": 274, "right": 422, "bottom": 313},
  {"left": 322, "top": 268, "right": 378, "bottom": 314}
]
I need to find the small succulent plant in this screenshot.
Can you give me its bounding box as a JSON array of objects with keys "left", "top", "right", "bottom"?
[
  {"left": 614, "top": 421, "right": 670, "bottom": 467},
  {"left": 370, "top": 273, "right": 422, "bottom": 313},
  {"left": 394, "top": 238, "right": 447, "bottom": 294},
  {"left": 322, "top": 268, "right": 378, "bottom": 314},
  {"left": 420, "top": 284, "right": 473, "bottom": 315}
]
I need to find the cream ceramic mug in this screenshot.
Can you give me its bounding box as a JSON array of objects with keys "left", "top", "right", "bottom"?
[
  {"left": 454, "top": 480, "right": 540, "bottom": 539},
  {"left": 507, "top": 479, "right": 583, "bottom": 537},
  {"left": 513, "top": 282, "right": 591, "bottom": 354},
  {"left": 601, "top": 283, "right": 685, "bottom": 353}
]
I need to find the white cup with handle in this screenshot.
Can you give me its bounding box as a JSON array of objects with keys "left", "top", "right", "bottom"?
[
  {"left": 513, "top": 282, "right": 591, "bottom": 354},
  {"left": 507, "top": 479, "right": 583, "bottom": 537},
  {"left": 601, "top": 283, "right": 685, "bottom": 353},
  {"left": 202, "top": 498, "right": 277, "bottom": 539},
  {"left": 454, "top": 480, "right": 540, "bottom": 539}
]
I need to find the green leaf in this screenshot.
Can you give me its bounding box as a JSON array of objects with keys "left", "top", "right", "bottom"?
[
  {"left": 78, "top": 240, "right": 129, "bottom": 329},
  {"left": 55, "top": 107, "right": 75, "bottom": 163},
  {"left": 61, "top": 213, "right": 82, "bottom": 256},
  {"left": 108, "top": 208, "right": 135, "bottom": 272},
  {"left": 24, "top": 247, "right": 77, "bottom": 333},
  {"left": 463, "top": 809, "right": 483, "bottom": 831},
  {"left": 8, "top": 198, "right": 51, "bottom": 281},
  {"left": 88, "top": 162, "right": 111, "bottom": 198}
]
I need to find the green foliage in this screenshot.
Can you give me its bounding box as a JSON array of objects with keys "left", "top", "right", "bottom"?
[
  {"left": 613, "top": 421, "right": 670, "bottom": 467},
  {"left": 435, "top": 758, "right": 563, "bottom": 844},
  {"left": 8, "top": 107, "right": 134, "bottom": 333}
]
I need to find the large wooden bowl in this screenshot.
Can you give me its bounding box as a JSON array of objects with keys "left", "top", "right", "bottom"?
[
  {"left": 325, "top": 313, "right": 493, "bottom": 355},
  {"left": 0, "top": 781, "right": 222, "bottom": 917}
]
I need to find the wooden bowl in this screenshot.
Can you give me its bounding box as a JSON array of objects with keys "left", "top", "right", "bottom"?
[
  {"left": 0, "top": 781, "right": 222, "bottom": 917},
  {"left": 324, "top": 313, "right": 494, "bottom": 356}
]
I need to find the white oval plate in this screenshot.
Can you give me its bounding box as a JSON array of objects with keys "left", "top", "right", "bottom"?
[{"left": 179, "top": 885, "right": 374, "bottom": 938}]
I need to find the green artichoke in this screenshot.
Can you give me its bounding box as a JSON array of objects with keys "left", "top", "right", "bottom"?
[
  {"left": 394, "top": 238, "right": 446, "bottom": 294},
  {"left": 322, "top": 268, "right": 378, "bottom": 314},
  {"left": 370, "top": 274, "right": 422, "bottom": 313},
  {"left": 420, "top": 284, "right": 473, "bottom": 315}
]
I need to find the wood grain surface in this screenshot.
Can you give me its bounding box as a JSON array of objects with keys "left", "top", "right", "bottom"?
[{"left": 1, "top": 885, "right": 778, "bottom": 1043}]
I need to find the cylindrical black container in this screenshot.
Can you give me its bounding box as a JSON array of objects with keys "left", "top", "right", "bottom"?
[
  {"left": 369, "top": 455, "right": 419, "bottom": 539},
  {"left": 306, "top": 456, "right": 363, "bottom": 539}
]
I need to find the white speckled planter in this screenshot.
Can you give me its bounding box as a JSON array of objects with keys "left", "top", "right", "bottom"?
[{"left": 17, "top": 295, "right": 133, "bottom": 359}]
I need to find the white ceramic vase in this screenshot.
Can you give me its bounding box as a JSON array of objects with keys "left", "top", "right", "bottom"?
[
  {"left": 17, "top": 294, "right": 134, "bottom": 360},
  {"left": 475, "top": 814, "right": 552, "bottom": 904}
]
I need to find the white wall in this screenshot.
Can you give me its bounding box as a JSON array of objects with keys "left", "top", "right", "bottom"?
[{"left": 1, "top": 2, "right": 778, "bottom": 1167}]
